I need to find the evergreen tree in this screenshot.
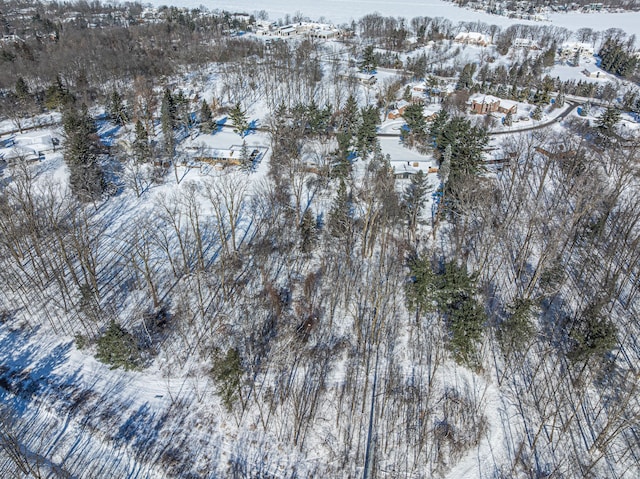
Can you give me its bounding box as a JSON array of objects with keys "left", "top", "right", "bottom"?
[
  {"left": 542, "top": 43, "right": 556, "bottom": 68},
  {"left": 340, "top": 94, "right": 359, "bottom": 135},
  {"left": 403, "top": 85, "right": 412, "bottom": 102},
  {"left": 173, "top": 90, "right": 193, "bottom": 131},
  {"left": 299, "top": 207, "right": 317, "bottom": 253},
  {"left": 402, "top": 103, "right": 427, "bottom": 140},
  {"left": 403, "top": 170, "right": 428, "bottom": 239},
  {"left": 406, "top": 257, "right": 486, "bottom": 365},
  {"left": 333, "top": 133, "right": 353, "bottom": 179},
  {"left": 429, "top": 109, "right": 449, "bottom": 142},
  {"left": 572, "top": 48, "right": 580, "bottom": 67},
  {"left": 579, "top": 101, "right": 591, "bottom": 117},
  {"left": 531, "top": 105, "right": 543, "bottom": 120},
  {"left": 356, "top": 105, "right": 379, "bottom": 157},
  {"left": 15, "top": 77, "right": 29, "bottom": 100},
  {"left": 132, "top": 120, "right": 151, "bottom": 163},
  {"left": 497, "top": 298, "right": 535, "bottom": 356},
  {"left": 568, "top": 300, "right": 618, "bottom": 363},
  {"left": 108, "top": 89, "right": 128, "bottom": 126},
  {"left": 360, "top": 45, "right": 377, "bottom": 73},
  {"left": 328, "top": 178, "right": 352, "bottom": 238},
  {"left": 200, "top": 99, "right": 214, "bottom": 133},
  {"left": 161, "top": 88, "right": 177, "bottom": 156},
  {"left": 455, "top": 63, "right": 476, "bottom": 91},
  {"left": 63, "top": 104, "right": 105, "bottom": 201},
  {"left": 599, "top": 37, "right": 639, "bottom": 77},
  {"left": 96, "top": 321, "right": 141, "bottom": 370},
  {"left": 435, "top": 116, "right": 487, "bottom": 180},
  {"left": 240, "top": 140, "right": 252, "bottom": 171},
  {"left": 211, "top": 348, "right": 244, "bottom": 411},
  {"left": 229, "top": 101, "right": 249, "bottom": 137},
  {"left": 596, "top": 106, "right": 621, "bottom": 132},
  {"left": 45, "top": 74, "right": 73, "bottom": 110}
]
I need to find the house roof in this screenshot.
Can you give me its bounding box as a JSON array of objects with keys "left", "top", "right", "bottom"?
[
  {"left": 469, "top": 94, "right": 501, "bottom": 104},
  {"left": 455, "top": 31, "right": 487, "bottom": 43},
  {"left": 499, "top": 99, "right": 518, "bottom": 110}
]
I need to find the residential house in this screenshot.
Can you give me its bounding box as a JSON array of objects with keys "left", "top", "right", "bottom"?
[
  {"left": 559, "top": 42, "right": 594, "bottom": 60},
  {"left": 353, "top": 72, "right": 377, "bottom": 85},
  {"left": 308, "top": 28, "right": 340, "bottom": 40},
  {"left": 582, "top": 67, "right": 603, "bottom": 78},
  {"left": 454, "top": 32, "right": 489, "bottom": 47},
  {"left": 388, "top": 100, "right": 410, "bottom": 120},
  {"left": 277, "top": 25, "right": 298, "bottom": 36},
  {"left": 469, "top": 95, "right": 517, "bottom": 115}
]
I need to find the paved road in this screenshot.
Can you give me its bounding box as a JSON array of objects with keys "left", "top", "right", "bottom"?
[
  {"left": 0, "top": 98, "right": 585, "bottom": 143},
  {"left": 376, "top": 101, "right": 579, "bottom": 138}
]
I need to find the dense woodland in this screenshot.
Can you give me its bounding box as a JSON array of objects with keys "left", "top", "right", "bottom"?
[{"left": 1, "top": 1, "right": 640, "bottom": 478}]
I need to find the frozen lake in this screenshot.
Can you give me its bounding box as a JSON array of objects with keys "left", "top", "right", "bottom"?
[{"left": 143, "top": 0, "right": 640, "bottom": 37}]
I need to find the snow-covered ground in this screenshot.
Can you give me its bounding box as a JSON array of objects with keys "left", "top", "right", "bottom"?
[{"left": 145, "top": 0, "right": 640, "bottom": 37}]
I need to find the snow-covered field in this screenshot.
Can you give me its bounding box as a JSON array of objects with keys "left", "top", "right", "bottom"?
[{"left": 145, "top": 0, "right": 640, "bottom": 37}]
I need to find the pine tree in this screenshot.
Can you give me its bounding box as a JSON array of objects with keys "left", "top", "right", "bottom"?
[
  {"left": 542, "top": 43, "right": 556, "bottom": 67},
  {"left": 430, "top": 107, "right": 449, "bottom": 134},
  {"left": 240, "top": 140, "right": 252, "bottom": 171},
  {"left": 109, "top": 89, "right": 128, "bottom": 126},
  {"left": 15, "top": 77, "right": 29, "bottom": 100},
  {"left": 531, "top": 105, "right": 543, "bottom": 120},
  {"left": 341, "top": 94, "right": 359, "bottom": 135},
  {"left": 455, "top": 63, "right": 476, "bottom": 91},
  {"left": 132, "top": 120, "right": 151, "bottom": 163},
  {"left": 173, "top": 90, "right": 193, "bottom": 131},
  {"left": 96, "top": 321, "right": 141, "bottom": 370},
  {"left": 229, "top": 101, "right": 249, "bottom": 137},
  {"left": 360, "top": 45, "right": 377, "bottom": 73},
  {"left": 211, "top": 348, "right": 244, "bottom": 412},
  {"left": 161, "top": 88, "right": 177, "bottom": 156},
  {"left": 63, "top": 104, "right": 105, "bottom": 201},
  {"left": 403, "top": 170, "right": 428, "bottom": 239},
  {"left": 299, "top": 207, "right": 317, "bottom": 253},
  {"left": 200, "top": 99, "right": 214, "bottom": 133},
  {"left": 596, "top": 106, "right": 621, "bottom": 133},
  {"left": 406, "top": 257, "right": 486, "bottom": 364},
  {"left": 572, "top": 48, "right": 580, "bottom": 67},
  {"left": 45, "top": 74, "right": 73, "bottom": 110},
  {"left": 402, "top": 103, "right": 427, "bottom": 140},
  {"left": 403, "top": 85, "right": 412, "bottom": 102},
  {"left": 328, "top": 178, "right": 351, "bottom": 238},
  {"left": 356, "top": 105, "right": 379, "bottom": 158}
]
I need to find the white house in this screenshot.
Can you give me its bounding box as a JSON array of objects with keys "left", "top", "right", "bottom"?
[
  {"left": 277, "top": 25, "right": 298, "bottom": 36},
  {"left": 559, "top": 42, "right": 594, "bottom": 59}
]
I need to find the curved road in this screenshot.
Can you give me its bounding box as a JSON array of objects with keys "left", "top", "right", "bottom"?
[{"left": 376, "top": 101, "right": 579, "bottom": 138}]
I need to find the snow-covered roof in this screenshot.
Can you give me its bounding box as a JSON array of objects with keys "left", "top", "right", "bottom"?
[
  {"left": 455, "top": 31, "right": 488, "bottom": 43},
  {"left": 469, "top": 94, "right": 500, "bottom": 104},
  {"left": 498, "top": 98, "right": 518, "bottom": 110},
  {"left": 560, "top": 41, "right": 594, "bottom": 53}
]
